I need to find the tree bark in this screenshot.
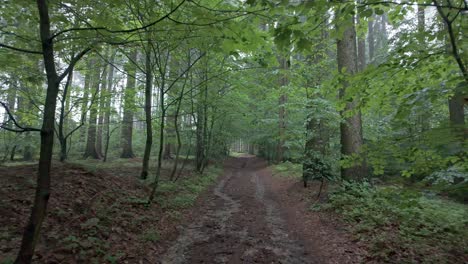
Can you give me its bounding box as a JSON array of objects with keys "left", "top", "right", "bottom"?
[
  {"left": 103, "top": 49, "right": 115, "bottom": 162},
  {"left": 79, "top": 59, "right": 92, "bottom": 152},
  {"left": 96, "top": 59, "right": 108, "bottom": 157},
  {"left": 141, "top": 47, "right": 153, "bottom": 179},
  {"left": 367, "top": 19, "right": 374, "bottom": 63},
  {"left": 59, "top": 70, "right": 73, "bottom": 162},
  {"left": 120, "top": 50, "right": 137, "bottom": 158},
  {"left": 196, "top": 64, "right": 207, "bottom": 172},
  {"left": 337, "top": 12, "right": 366, "bottom": 181},
  {"left": 15, "top": 1, "right": 60, "bottom": 262},
  {"left": 277, "top": 56, "right": 289, "bottom": 163},
  {"left": 83, "top": 59, "right": 102, "bottom": 159}
]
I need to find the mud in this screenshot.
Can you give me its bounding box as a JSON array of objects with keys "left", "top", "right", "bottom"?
[{"left": 160, "top": 157, "right": 316, "bottom": 264}]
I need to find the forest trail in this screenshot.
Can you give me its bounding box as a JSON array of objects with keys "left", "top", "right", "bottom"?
[{"left": 160, "top": 156, "right": 317, "bottom": 264}]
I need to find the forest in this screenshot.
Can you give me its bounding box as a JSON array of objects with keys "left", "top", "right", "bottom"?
[{"left": 0, "top": 0, "right": 467, "bottom": 263}]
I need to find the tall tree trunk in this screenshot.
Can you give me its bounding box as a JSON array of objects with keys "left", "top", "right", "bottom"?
[
  {"left": 337, "top": 12, "right": 366, "bottom": 181},
  {"left": 148, "top": 70, "right": 165, "bottom": 204},
  {"left": 436, "top": 4, "right": 467, "bottom": 141},
  {"left": 83, "top": 60, "right": 102, "bottom": 159},
  {"left": 79, "top": 60, "right": 92, "bottom": 152},
  {"left": 195, "top": 66, "right": 207, "bottom": 172},
  {"left": 141, "top": 47, "right": 153, "bottom": 179},
  {"left": 5, "top": 84, "right": 17, "bottom": 160},
  {"left": 59, "top": 70, "right": 73, "bottom": 162},
  {"left": 367, "top": 18, "right": 375, "bottom": 63},
  {"left": 120, "top": 50, "right": 137, "bottom": 158},
  {"left": 16, "top": 93, "right": 33, "bottom": 161},
  {"left": 103, "top": 49, "right": 115, "bottom": 162},
  {"left": 277, "top": 56, "right": 289, "bottom": 163},
  {"left": 5, "top": 81, "right": 16, "bottom": 123},
  {"left": 96, "top": 61, "right": 108, "bottom": 157},
  {"left": 303, "top": 29, "right": 328, "bottom": 187},
  {"left": 170, "top": 79, "right": 187, "bottom": 180},
  {"left": 16, "top": 1, "right": 60, "bottom": 262}
]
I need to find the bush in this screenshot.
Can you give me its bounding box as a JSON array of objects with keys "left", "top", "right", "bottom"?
[{"left": 323, "top": 182, "right": 468, "bottom": 263}]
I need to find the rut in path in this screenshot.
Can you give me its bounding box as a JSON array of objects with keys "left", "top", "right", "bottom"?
[{"left": 160, "top": 156, "right": 316, "bottom": 264}]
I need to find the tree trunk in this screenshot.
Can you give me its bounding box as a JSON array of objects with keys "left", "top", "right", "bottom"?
[
  {"left": 59, "top": 69, "right": 73, "bottom": 162},
  {"left": 141, "top": 47, "right": 153, "bottom": 179},
  {"left": 196, "top": 69, "right": 207, "bottom": 172},
  {"left": 96, "top": 60, "right": 108, "bottom": 157},
  {"left": 436, "top": 6, "right": 467, "bottom": 142},
  {"left": 120, "top": 50, "right": 137, "bottom": 158},
  {"left": 448, "top": 88, "right": 467, "bottom": 141},
  {"left": 79, "top": 59, "right": 92, "bottom": 152},
  {"left": 277, "top": 56, "right": 289, "bottom": 163},
  {"left": 83, "top": 59, "right": 102, "bottom": 159},
  {"left": 148, "top": 71, "right": 165, "bottom": 204},
  {"left": 367, "top": 19, "right": 374, "bottom": 63},
  {"left": 337, "top": 12, "right": 366, "bottom": 181},
  {"left": 103, "top": 50, "right": 115, "bottom": 162},
  {"left": 16, "top": 93, "right": 33, "bottom": 161},
  {"left": 15, "top": 1, "right": 59, "bottom": 262}
]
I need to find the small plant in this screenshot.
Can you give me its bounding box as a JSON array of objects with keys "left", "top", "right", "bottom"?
[
  {"left": 321, "top": 181, "right": 468, "bottom": 262},
  {"left": 140, "top": 229, "right": 160, "bottom": 242}
]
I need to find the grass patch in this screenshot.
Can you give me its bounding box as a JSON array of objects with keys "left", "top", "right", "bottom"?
[
  {"left": 320, "top": 182, "right": 468, "bottom": 263},
  {"left": 156, "top": 166, "right": 222, "bottom": 210},
  {"left": 271, "top": 161, "right": 302, "bottom": 179},
  {"left": 229, "top": 152, "right": 246, "bottom": 157}
]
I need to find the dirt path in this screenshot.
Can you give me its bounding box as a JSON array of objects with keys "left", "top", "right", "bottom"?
[{"left": 160, "top": 156, "right": 327, "bottom": 264}]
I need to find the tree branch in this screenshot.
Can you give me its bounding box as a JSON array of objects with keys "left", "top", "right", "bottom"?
[
  {"left": 51, "top": 0, "right": 187, "bottom": 40},
  {"left": 0, "top": 43, "right": 43, "bottom": 55},
  {"left": 0, "top": 101, "right": 41, "bottom": 133},
  {"left": 58, "top": 48, "right": 92, "bottom": 82}
]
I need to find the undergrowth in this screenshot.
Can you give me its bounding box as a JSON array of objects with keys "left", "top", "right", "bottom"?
[
  {"left": 318, "top": 182, "right": 468, "bottom": 263},
  {"left": 271, "top": 161, "right": 302, "bottom": 179},
  {"left": 155, "top": 166, "right": 222, "bottom": 210}
]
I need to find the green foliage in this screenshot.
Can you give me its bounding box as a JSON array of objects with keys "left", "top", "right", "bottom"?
[
  {"left": 323, "top": 182, "right": 468, "bottom": 262},
  {"left": 272, "top": 161, "right": 303, "bottom": 179},
  {"left": 156, "top": 166, "right": 221, "bottom": 210}
]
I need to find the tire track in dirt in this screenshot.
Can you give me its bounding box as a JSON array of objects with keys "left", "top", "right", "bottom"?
[
  {"left": 160, "top": 168, "right": 241, "bottom": 264},
  {"left": 159, "top": 157, "right": 315, "bottom": 264}
]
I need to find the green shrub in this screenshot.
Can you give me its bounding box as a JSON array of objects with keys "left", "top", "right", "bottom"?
[
  {"left": 272, "top": 161, "right": 302, "bottom": 178},
  {"left": 324, "top": 182, "right": 468, "bottom": 263}
]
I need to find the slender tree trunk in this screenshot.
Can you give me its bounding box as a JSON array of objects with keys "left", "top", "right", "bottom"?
[
  {"left": 121, "top": 50, "right": 137, "bottom": 158},
  {"left": 367, "top": 18, "right": 375, "bottom": 63},
  {"left": 83, "top": 61, "right": 102, "bottom": 159},
  {"left": 148, "top": 75, "right": 165, "bottom": 204},
  {"left": 59, "top": 70, "right": 73, "bottom": 162},
  {"left": 337, "top": 12, "right": 366, "bottom": 181},
  {"left": 436, "top": 4, "right": 467, "bottom": 141},
  {"left": 195, "top": 76, "right": 206, "bottom": 172},
  {"left": 103, "top": 49, "right": 115, "bottom": 162},
  {"left": 141, "top": 47, "right": 153, "bottom": 179},
  {"left": 170, "top": 84, "right": 186, "bottom": 180},
  {"left": 277, "top": 56, "right": 289, "bottom": 163},
  {"left": 79, "top": 60, "right": 92, "bottom": 152},
  {"left": 96, "top": 60, "right": 108, "bottom": 157},
  {"left": 15, "top": 1, "right": 59, "bottom": 262}
]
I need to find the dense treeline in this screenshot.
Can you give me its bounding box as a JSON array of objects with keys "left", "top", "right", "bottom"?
[{"left": 0, "top": 0, "right": 466, "bottom": 263}]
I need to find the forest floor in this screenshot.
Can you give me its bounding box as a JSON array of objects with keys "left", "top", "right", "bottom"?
[{"left": 0, "top": 156, "right": 366, "bottom": 263}]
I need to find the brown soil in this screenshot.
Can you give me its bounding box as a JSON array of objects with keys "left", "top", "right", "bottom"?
[
  {"left": 160, "top": 156, "right": 366, "bottom": 263},
  {"left": 0, "top": 160, "right": 198, "bottom": 263},
  {"left": 1, "top": 156, "right": 364, "bottom": 263}
]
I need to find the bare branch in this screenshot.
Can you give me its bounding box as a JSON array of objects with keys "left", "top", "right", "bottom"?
[
  {"left": 0, "top": 43, "right": 43, "bottom": 55},
  {"left": 0, "top": 101, "right": 41, "bottom": 133}
]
